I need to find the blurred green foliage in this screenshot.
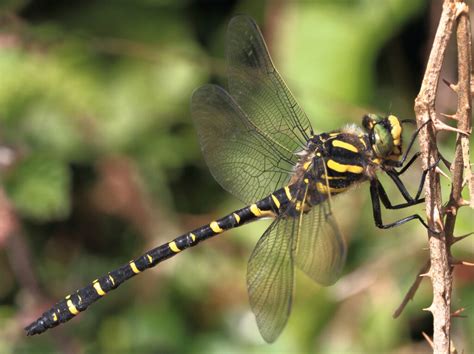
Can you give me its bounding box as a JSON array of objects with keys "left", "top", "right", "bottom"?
[
  {"left": 0, "top": 0, "right": 472, "bottom": 353},
  {"left": 4, "top": 154, "right": 70, "bottom": 220}
]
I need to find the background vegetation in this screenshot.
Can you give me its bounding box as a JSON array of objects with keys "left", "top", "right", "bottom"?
[{"left": 0, "top": 0, "right": 472, "bottom": 353}]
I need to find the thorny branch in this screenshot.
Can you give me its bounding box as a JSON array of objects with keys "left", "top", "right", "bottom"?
[
  {"left": 392, "top": 259, "right": 430, "bottom": 318},
  {"left": 403, "top": 0, "right": 473, "bottom": 353}
]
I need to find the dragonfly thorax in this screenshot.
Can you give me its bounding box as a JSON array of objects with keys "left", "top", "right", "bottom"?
[{"left": 362, "top": 114, "right": 403, "bottom": 161}]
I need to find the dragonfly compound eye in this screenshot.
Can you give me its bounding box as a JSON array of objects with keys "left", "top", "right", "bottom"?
[{"left": 372, "top": 123, "right": 394, "bottom": 158}]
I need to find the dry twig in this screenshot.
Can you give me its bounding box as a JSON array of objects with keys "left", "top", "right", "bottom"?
[
  {"left": 411, "top": 0, "right": 472, "bottom": 353},
  {"left": 392, "top": 259, "right": 430, "bottom": 318}
]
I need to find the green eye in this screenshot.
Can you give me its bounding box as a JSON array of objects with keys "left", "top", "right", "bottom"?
[
  {"left": 362, "top": 114, "right": 402, "bottom": 158},
  {"left": 373, "top": 124, "right": 394, "bottom": 157}
]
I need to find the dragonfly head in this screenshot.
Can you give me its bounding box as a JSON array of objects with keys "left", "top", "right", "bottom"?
[{"left": 362, "top": 114, "right": 402, "bottom": 160}]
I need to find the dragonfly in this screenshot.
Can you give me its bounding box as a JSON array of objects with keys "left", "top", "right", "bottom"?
[{"left": 25, "top": 15, "right": 430, "bottom": 343}]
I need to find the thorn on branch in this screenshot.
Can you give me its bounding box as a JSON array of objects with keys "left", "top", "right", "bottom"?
[
  {"left": 451, "top": 258, "right": 474, "bottom": 266},
  {"left": 422, "top": 331, "right": 435, "bottom": 349},
  {"left": 433, "top": 119, "right": 469, "bottom": 135},
  {"left": 440, "top": 112, "right": 459, "bottom": 120},
  {"left": 450, "top": 232, "right": 473, "bottom": 244},
  {"left": 420, "top": 271, "right": 431, "bottom": 278},
  {"left": 436, "top": 166, "right": 451, "bottom": 181},
  {"left": 460, "top": 260, "right": 474, "bottom": 266},
  {"left": 449, "top": 257, "right": 474, "bottom": 267},
  {"left": 422, "top": 306, "right": 433, "bottom": 313},
  {"left": 442, "top": 78, "right": 459, "bottom": 92},
  {"left": 393, "top": 260, "right": 430, "bottom": 318},
  {"left": 451, "top": 307, "right": 466, "bottom": 318}
]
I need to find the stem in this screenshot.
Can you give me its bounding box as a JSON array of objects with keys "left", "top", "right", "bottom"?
[{"left": 413, "top": 1, "right": 472, "bottom": 353}]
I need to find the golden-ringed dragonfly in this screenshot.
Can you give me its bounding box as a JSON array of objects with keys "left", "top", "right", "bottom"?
[{"left": 26, "top": 15, "right": 431, "bottom": 342}]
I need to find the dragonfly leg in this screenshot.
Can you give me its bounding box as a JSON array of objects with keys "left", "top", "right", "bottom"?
[
  {"left": 394, "top": 152, "right": 420, "bottom": 175},
  {"left": 385, "top": 170, "right": 424, "bottom": 204},
  {"left": 369, "top": 179, "right": 430, "bottom": 230},
  {"left": 375, "top": 178, "right": 422, "bottom": 209},
  {"left": 386, "top": 155, "right": 440, "bottom": 204},
  {"left": 395, "top": 119, "right": 430, "bottom": 167}
]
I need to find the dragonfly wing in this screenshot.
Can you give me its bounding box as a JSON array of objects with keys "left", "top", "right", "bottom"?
[
  {"left": 294, "top": 201, "right": 347, "bottom": 285},
  {"left": 293, "top": 159, "right": 347, "bottom": 285},
  {"left": 247, "top": 217, "right": 296, "bottom": 343},
  {"left": 227, "top": 15, "right": 313, "bottom": 152},
  {"left": 192, "top": 84, "right": 296, "bottom": 204}
]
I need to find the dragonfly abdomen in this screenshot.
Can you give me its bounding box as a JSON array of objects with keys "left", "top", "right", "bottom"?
[{"left": 25, "top": 185, "right": 294, "bottom": 336}]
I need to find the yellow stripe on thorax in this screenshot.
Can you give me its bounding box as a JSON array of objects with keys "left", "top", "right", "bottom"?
[
  {"left": 271, "top": 194, "right": 281, "bottom": 209},
  {"left": 284, "top": 186, "right": 292, "bottom": 200},
  {"left": 332, "top": 139, "right": 359, "bottom": 153},
  {"left": 327, "top": 159, "right": 364, "bottom": 174}
]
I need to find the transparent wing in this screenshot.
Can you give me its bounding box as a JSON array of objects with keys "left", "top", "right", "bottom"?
[
  {"left": 247, "top": 217, "right": 296, "bottom": 343},
  {"left": 293, "top": 201, "right": 347, "bottom": 285},
  {"left": 247, "top": 167, "right": 347, "bottom": 342},
  {"left": 227, "top": 15, "right": 313, "bottom": 151},
  {"left": 191, "top": 84, "right": 297, "bottom": 204},
  {"left": 293, "top": 159, "right": 347, "bottom": 285}
]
